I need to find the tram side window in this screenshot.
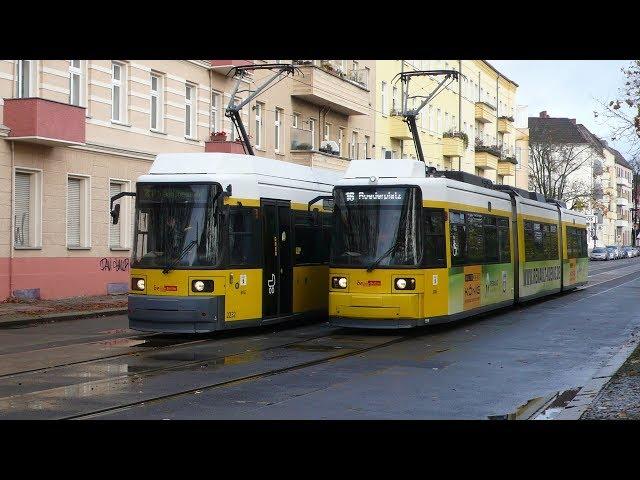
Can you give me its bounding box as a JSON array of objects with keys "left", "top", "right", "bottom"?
[
  {"left": 450, "top": 211, "right": 467, "bottom": 266},
  {"left": 422, "top": 209, "right": 446, "bottom": 268},
  {"left": 497, "top": 217, "right": 511, "bottom": 263},
  {"left": 580, "top": 228, "right": 587, "bottom": 257},
  {"left": 566, "top": 226, "right": 587, "bottom": 258},
  {"left": 484, "top": 216, "right": 499, "bottom": 263},
  {"left": 229, "top": 207, "right": 261, "bottom": 267},
  {"left": 294, "top": 211, "right": 328, "bottom": 265},
  {"left": 524, "top": 220, "right": 559, "bottom": 262}
]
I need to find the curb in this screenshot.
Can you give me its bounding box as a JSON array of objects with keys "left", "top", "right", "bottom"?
[
  {"left": 551, "top": 334, "right": 640, "bottom": 420},
  {"left": 0, "top": 308, "right": 128, "bottom": 329}
]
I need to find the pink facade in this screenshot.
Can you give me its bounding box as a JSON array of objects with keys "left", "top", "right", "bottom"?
[
  {"left": 0, "top": 256, "right": 129, "bottom": 300},
  {"left": 4, "top": 97, "right": 86, "bottom": 144}
]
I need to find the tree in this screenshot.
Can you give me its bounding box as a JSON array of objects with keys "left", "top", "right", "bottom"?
[
  {"left": 528, "top": 126, "right": 600, "bottom": 210},
  {"left": 594, "top": 60, "right": 640, "bottom": 157}
]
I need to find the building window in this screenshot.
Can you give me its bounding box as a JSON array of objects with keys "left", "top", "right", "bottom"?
[
  {"left": 185, "top": 83, "right": 196, "bottom": 138},
  {"left": 338, "top": 128, "right": 344, "bottom": 156},
  {"left": 292, "top": 113, "right": 300, "bottom": 129},
  {"left": 381, "top": 81, "right": 388, "bottom": 116},
  {"left": 16, "top": 60, "right": 34, "bottom": 98},
  {"left": 229, "top": 96, "right": 244, "bottom": 141},
  {"left": 111, "top": 62, "right": 127, "bottom": 123},
  {"left": 392, "top": 85, "right": 398, "bottom": 113},
  {"left": 109, "top": 180, "right": 130, "bottom": 249},
  {"left": 254, "top": 102, "right": 264, "bottom": 148},
  {"left": 429, "top": 105, "right": 434, "bottom": 133},
  {"left": 363, "top": 67, "right": 370, "bottom": 88},
  {"left": 274, "top": 107, "right": 283, "bottom": 153},
  {"left": 211, "top": 91, "right": 221, "bottom": 133},
  {"left": 69, "top": 60, "right": 85, "bottom": 107},
  {"left": 436, "top": 108, "right": 441, "bottom": 135},
  {"left": 67, "top": 175, "right": 90, "bottom": 248},
  {"left": 309, "top": 118, "right": 316, "bottom": 150},
  {"left": 350, "top": 131, "right": 358, "bottom": 159},
  {"left": 381, "top": 146, "right": 387, "bottom": 159},
  {"left": 14, "top": 169, "right": 41, "bottom": 248},
  {"left": 150, "top": 73, "right": 163, "bottom": 131},
  {"left": 364, "top": 135, "right": 370, "bottom": 159},
  {"left": 323, "top": 123, "right": 331, "bottom": 142}
]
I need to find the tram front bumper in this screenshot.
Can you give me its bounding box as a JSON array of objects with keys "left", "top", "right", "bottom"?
[
  {"left": 329, "top": 292, "right": 424, "bottom": 328},
  {"left": 128, "top": 295, "right": 225, "bottom": 333}
]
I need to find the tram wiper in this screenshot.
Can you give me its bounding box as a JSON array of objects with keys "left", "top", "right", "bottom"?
[
  {"left": 162, "top": 240, "right": 197, "bottom": 274},
  {"left": 366, "top": 234, "right": 401, "bottom": 272}
]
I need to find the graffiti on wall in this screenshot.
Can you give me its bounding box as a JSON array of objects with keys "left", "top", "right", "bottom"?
[{"left": 100, "top": 258, "right": 130, "bottom": 272}]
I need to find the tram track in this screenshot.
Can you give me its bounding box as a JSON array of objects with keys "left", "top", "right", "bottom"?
[{"left": 2, "top": 259, "right": 639, "bottom": 420}]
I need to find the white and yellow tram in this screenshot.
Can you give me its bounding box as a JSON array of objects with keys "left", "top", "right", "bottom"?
[
  {"left": 119, "top": 153, "right": 342, "bottom": 333},
  {"left": 328, "top": 160, "right": 588, "bottom": 328}
]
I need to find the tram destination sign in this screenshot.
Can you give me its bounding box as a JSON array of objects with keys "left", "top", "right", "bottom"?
[{"left": 341, "top": 187, "right": 407, "bottom": 205}]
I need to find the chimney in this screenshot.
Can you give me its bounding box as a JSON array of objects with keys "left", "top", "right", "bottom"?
[{"left": 539, "top": 110, "right": 549, "bottom": 118}]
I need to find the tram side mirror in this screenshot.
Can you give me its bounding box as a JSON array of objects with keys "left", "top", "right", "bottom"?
[{"left": 111, "top": 204, "right": 121, "bottom": 225}]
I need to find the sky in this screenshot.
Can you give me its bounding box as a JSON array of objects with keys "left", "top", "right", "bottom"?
[{"left": 489, "top": 60, "right": 635, "bottom": 157}]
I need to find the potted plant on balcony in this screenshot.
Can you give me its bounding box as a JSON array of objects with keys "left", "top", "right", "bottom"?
[
  {"left": 443, "top": 130, "right": 469, "bottom": 149},
  {"left": 210, "top": 131, "right": 228, "bottom": 142},
  {"left": 498, "top": 115, "right": 515, "bottom": 122}
]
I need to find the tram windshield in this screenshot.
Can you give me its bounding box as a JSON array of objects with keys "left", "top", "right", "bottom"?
[
  {"left": 132, "top": 183, "right": 224, "bottom": 269},
  {"left": 331, "top": 186, "right": 422, "bottom": 268}
]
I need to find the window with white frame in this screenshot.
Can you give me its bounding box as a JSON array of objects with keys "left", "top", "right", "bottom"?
[
  {"left": 381, "top": 147, "right": 387, "bottom": 159},
  {"left": 392, "top": 85, "right": 398, "bottom": 113},
  {"left": 338, "top": 128, "right": 344, "bottom": 156},
  {"left": 229, "top": 96, "right": 244, "bottom": 141},
  {"left": 274, "top": 107, "right": 283, "bottom": 153},
  {"left": 150, "top": 73, "right": 163, "bottom": 131},
  {"left": 211, "top": 91, "right": 222, "bottom": 133},
  {"left": 309, "top": 118, "right": 316, "bottom": 150},
  {"left": 364, "top": 135, "right": 370, "bottom": 158},
  {"left": 109, "top": 180, "right": 130, "bottom": 249},
  {"left": 436, "top": 108, "right": 441, "bottom": 135},
  {"left": 67, "top": 175, "right": 90, "bottom": 248},
  {"left": 363, "top": 67, "right": 370, "bottom": 88},
  {"left": 323, "top": 123, "right": 331, "bottom": 142},
  {"left": 111, "top": 62, "right": 127, "bottom": 123},
  {"left": 69, "top": 60, "right": 85, "bottom": 107},
  {"left": 350, "top": 131, "right": 358, "bottom": 159},
  {"left": 516, "top": 147, "right": 522, "bottom": 170},
  {"left": 429, "top": 105, "right": 434, "bottom": 133},
  {"left": 292, "top": 113, "right": 300, "bottom": 129},
  {"left": 14, "top": 169, "right": 41, "bottom": 248},
  {"left": 254, "top": 102, "right": 264, "bottom": 148},
  {"left": 16, "top": 60, "right": 34, "bottom": 98},
  {"left": 185, "top": 83, "right": 196, "bottom": 138},
  {"left": 381, "top": 81, "right": 388, "bottom": 116}
]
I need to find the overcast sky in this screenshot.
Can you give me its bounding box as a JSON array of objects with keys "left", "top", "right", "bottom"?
[{"left": 490, "top": 60, "right": 634, "bottom": 157}]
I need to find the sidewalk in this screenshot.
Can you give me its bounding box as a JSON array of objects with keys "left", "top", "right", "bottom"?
[
  {"left": 581, "top": 341, "right": 640, "bottom": 419},
  {"left": 0, "top": 294, "right": 128, "bottom": 328}
]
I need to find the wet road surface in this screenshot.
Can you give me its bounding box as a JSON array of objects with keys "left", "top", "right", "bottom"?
[{"left": 1, "top": 257, "right": 639, "bottom": 419}]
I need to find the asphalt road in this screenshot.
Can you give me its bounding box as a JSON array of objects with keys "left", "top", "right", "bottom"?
[{"left": 1, "top": 256, "right": 639, "bottom": 419}]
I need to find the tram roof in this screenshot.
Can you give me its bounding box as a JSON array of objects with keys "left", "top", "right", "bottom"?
[{"left": 146, "top": 152, "right": 342, "bottom": 185}]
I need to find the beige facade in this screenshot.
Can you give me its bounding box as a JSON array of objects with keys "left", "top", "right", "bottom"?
[
  {"left": 0, "top": 59, "right": 375, "bottom": 300},
  {"left": 373, "top": 60, "right": 526, "bottom": 189}
]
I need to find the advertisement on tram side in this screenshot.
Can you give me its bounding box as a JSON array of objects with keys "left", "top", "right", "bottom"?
[{"left": 448, "top": 263, "right": 514, "bottom": 313}]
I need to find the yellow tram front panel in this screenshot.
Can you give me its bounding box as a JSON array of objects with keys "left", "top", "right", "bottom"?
[
  {"left": 293, "top": 265, "right": 329, "bottom": 313},
  {"left": 329, "top": 268, "right": 434, "bottom": 320}
]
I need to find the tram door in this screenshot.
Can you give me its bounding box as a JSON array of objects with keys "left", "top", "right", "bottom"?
[{"left": 261, "top": 199, "right": 293, "bottom": 318}]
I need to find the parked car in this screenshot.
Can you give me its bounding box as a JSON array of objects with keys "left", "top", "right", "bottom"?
[
  {"left": 620, "top": 246, "right": 633, "bottom": 258},
  {"left": 590, "top": 247, "right": 610, "bottom": 261},
  {"left": 606, "top": 246, "right": 620, "bottom": 259}
]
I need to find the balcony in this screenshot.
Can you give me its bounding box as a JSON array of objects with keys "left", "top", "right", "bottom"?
[
  {"left": 290, "top": 149, "right": 350, "bottom": 171},
  {"left": 205, "top": 140, "right": 245, "bottom": 154},
  {"left": 3, "top": 97, "right": 85, "bottom": 146},
  {"left": 474, "top": 139, "right": 500, "bottom": 170},
  {"left": 475, "top": 102, "right": 496, "bottom": 124},
  {"left": 497, "top": 116, "right": 514, "bottom": 134},
  {"left": 442, "top": 132, "right": 467, "bottom": 157},
  {"left": 616, "top": 176, "right": 631, "bottom": 187},
  {"left": 291, "top": 64, "right": 369, "bottom": 115},
  {"left": 209, "top": 60, "right": 253, "bottom": 76},
  {"left": 389, "top": 117, "right": 412, "bottom": 140},
  {"left": 497, "top": 161, "right": 516, "bottom": 176},
  {"left": 616, "top": 196, "right": 629, "bottom": 206},
  {"left": 615, "top": 219, "right": 631, "bottom": 228}
]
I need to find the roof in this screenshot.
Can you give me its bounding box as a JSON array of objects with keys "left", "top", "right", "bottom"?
[
  {"left": 482, "top": 61, "right": 519, "bottom": 88},
  {"left": 528, "top": 117, "right": 604, "bottom": 156},
  {"left": 605, "top": 145, "right": 633, "bottom": 169}
]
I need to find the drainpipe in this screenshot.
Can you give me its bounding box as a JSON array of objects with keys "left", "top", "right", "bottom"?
[
  {"left": 9, "top": 141, "right": 15, "bottom": 299},
  {"left": 458, "top": 59, "right": 462, "bottom": 172}
]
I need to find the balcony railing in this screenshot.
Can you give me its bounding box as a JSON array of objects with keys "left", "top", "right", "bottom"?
[
  {"left": 3, "top": 97, "right": 86, "bottom": 146},
  {"left": 475, "top": 138, "right": 501, "bottom": 157}
]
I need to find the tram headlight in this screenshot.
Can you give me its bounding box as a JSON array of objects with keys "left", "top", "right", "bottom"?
[
  {"left": 191, "top": 280, "right": 214, "bottom": 293},
  {"left": 132, "top": 278, "right": 145, "bottom": 291},
  {"left": 332, "top": 276, "right": 348, "bottom": 289},
  {"left": 395, "top": 278, "right": 416, "bottom": 290}
]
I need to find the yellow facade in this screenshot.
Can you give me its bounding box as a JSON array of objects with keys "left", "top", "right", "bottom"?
[{"left": 373, "top": 60, "right": 526, "bottom": 189}]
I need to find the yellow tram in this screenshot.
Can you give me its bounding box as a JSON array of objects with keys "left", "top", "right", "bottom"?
[
  {"left": 113, "top": 153, "right": 341, "bottom": 333},
  {"left": 328, "top": 160, "right": 588, "bottom": 328}
]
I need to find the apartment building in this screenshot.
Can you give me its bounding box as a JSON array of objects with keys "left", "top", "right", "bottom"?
[
  {"left": 373, "top": 60, "right": 526, "bottom": 188},
  {"left": 0, "top": 59, "right": 375, "bottom": 300},
  {"left": 528, "top": 111, "right": 634, "bottom": 248}
]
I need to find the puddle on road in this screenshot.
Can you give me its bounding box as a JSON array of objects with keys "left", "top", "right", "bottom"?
[{"left": 488, "top": 388, "right": 581, "bottom": 420}]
